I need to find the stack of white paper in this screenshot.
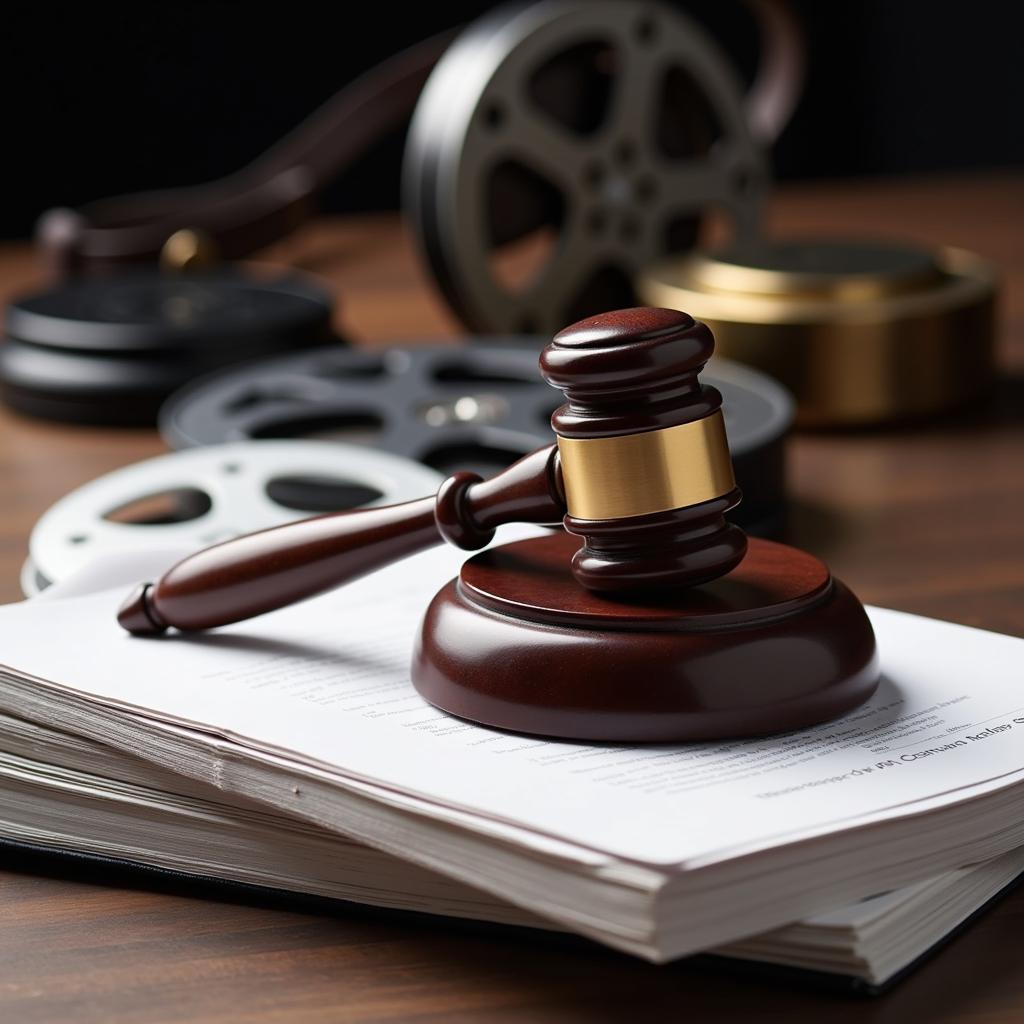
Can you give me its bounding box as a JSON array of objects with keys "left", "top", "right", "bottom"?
[{"left": 0, "top": 534, "right": 1022, "bottom": 973}]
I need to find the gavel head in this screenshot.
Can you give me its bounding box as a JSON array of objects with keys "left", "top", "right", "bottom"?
[{"left": 540, "top": 307, "right": 747, "bottom": 592}]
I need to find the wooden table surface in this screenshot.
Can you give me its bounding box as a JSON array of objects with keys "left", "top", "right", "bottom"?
[{"left": 0, "top": 174, "right": 1022, "bottom": 1022}]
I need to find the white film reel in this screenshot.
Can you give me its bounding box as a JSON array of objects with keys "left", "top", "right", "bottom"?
[{"left": 23, "top": 441, "right": 443, "bottom": 597}]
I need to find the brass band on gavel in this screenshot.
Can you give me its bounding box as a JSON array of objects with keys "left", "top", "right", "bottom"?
[{"left": 556, "top": 411, "right": 736, "bottom": 521}]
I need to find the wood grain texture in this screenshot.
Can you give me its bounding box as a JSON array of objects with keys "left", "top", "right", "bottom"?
[
  {"left": 544, "top": 307, "right": 747, "bottom": 590},
  {"left": 118, "top": 444, "right": 567, "bottom": 634},
  {"left": 1, "top": 173, "right": 1023, "bottom": 1021},
  {"left": 414, "top": 533, "right": 878, "bottom": 741}
]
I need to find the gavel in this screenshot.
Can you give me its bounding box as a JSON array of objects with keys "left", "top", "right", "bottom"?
[
  {"left": 118, "top": 307, "right": 878, "bottom": 742},
  {"left": 119, "top": 307, "right": 746, "bottom": 635}
]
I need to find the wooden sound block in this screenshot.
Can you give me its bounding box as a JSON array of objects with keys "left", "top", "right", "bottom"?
[{"left": 413, "top": 533, "right": 879, "bottom": 742}]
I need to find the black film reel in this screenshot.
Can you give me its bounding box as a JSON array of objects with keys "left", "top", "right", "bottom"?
[
  {"left": 160, "top": 343, "right": 792, "bottom": 534},
  {"left": 404, "top": 0, "right": 766, "bottom": 336},
  {"left": 0, "top": 268, "right": 336, "bottom": 425}
]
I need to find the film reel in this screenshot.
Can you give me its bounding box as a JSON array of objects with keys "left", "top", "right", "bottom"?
[
  {"left": 404, "top": 0, "right": 767, "bottom": 335},
  {"left": 22, "top": 441, "right": 442, "bottom": 596},
  {"left": 159, "top": 343, "right": 793, "bottom": 534},
  {"left": 162, "top": 344, "right": 554, "bottom": 478},
  {"left": 0, "top": 267, "right": 337, "bottom": 425}
]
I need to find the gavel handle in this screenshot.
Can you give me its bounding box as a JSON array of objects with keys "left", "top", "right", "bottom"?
[{"left": 118, "top": 444, "right": 564, "bottom": 635}]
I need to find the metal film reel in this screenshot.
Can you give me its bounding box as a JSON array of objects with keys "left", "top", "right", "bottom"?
[
  {"left": 159, "top": 344, "right": 793, "bottom": 534},
  {"left": 23, "top": 441, "right": 442, "bottom": 596},
  {"left": 162, "top": 344, "right": 556, "bottom": 479},
  {"left": 404, "top": 0, "right": 766, "bottom": 335},
  {"left": 1, "top": 268, "right": 337, "bottom": 425}
]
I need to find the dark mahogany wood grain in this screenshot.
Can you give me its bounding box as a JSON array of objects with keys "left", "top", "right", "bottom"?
[
  {"left": 118, "top": 443, "right": 565, "bottom": 634},
  {"left": 120, "top": 307, "right": 751, "bottom": 635},
  {"left": 544, "top": 306, "right": 746, "bottom": 590},
  {"left": 0, "top": 174, "right": 1022, "bottom": 1022},
  {"left": 413, "top": 533, "right": 877, "bottom": 741},
  {"left": 564, "top": 494, "right": 747, "bottom": 593},
  {"left": 458, "top": 533, "right": 831, "bottom": 631},
  {"left": 541, "top": 307, "right": 720, "bottom": 437}
]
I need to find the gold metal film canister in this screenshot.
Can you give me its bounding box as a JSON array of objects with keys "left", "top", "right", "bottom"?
[
  {"left": 638, "top": 240, "right": 997, "bottom": 427},
  {"left": 556, "top": 411, "right": 736, "bottom": 521}
]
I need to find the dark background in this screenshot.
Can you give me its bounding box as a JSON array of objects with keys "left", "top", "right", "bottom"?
[{"left": 2, "top": 0, "right": 1021, "bottom": 239}]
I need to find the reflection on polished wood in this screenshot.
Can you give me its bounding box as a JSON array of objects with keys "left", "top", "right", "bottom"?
[{"left": 0, "top": 173, "right": 1022, "bottom": 1021}]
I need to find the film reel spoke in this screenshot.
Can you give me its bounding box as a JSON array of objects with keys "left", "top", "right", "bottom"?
[
  {"left": 658, "top": 161, "right": 732, "bottom": 210},
  {"left": 604, "top": 34, "right": 663, "bottom": 146},
  {"left": 649, "top": 162, "right": 739, "bottom": 249},
  {"left": 500, "top": 110, "right": 593, "bottom": 186}
]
